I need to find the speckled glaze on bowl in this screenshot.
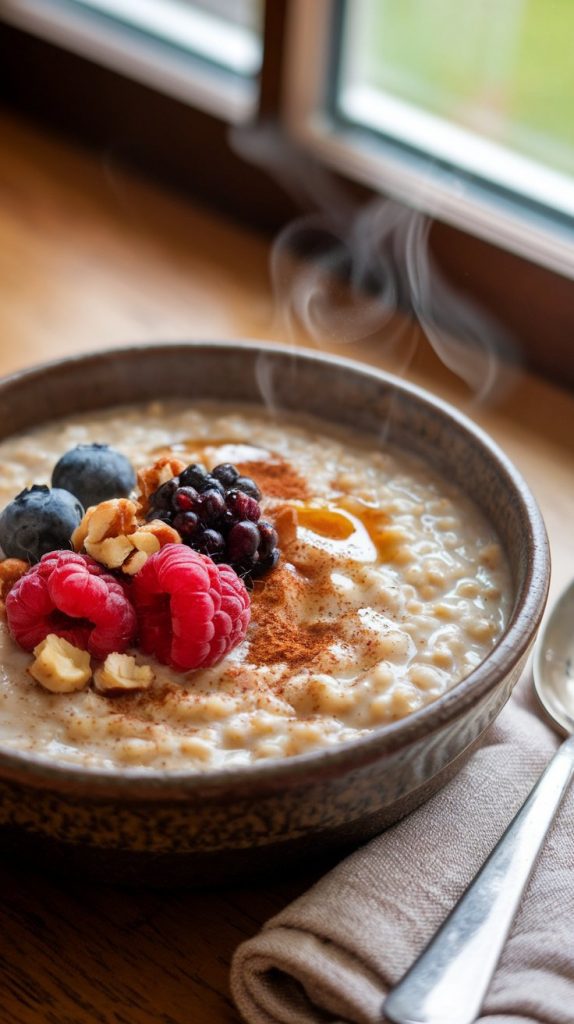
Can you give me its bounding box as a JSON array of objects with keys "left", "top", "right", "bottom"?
[{"left": 0, "top": 342, "right": 550, "bottom": 884}]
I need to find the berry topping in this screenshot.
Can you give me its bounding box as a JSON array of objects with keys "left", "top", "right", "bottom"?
[
  {"left": 225, "top": 489, "right": 261, "bottom": 523},
  {"left": 0, "top": 485, "right": 84, "bottom": 563},
  {"left": 5, "top": 551, "right": 137, "bottom": 659},
  {"left": 173, "top": 486, "right": 199, "bottom": 512},
  {"left": 256, "top": 520, "right": 279, "bottom": 560},
  {"left": 172, "top": 511, "right": 200, "bottom": 538},
  {"left": 234, "top": 476, "right": 262, "bottom": 501},
  {"left": 145, "top": 460, "right": 280, "bottom": 580},
  {"left": 52, "top": 443, "right": 136, "bottom": 510},
  {"left": 178, "top": 463, "right": 209, "bottom": 491},
  {"left": 227, "top": 521, "right": 260, "bottom": 563},
  {"left": 196, "top": 488, "right": 226, "bottom": 523},
  {"left": 133, "top": 544, "right": 250, "bottom": 671},
  {"left": 150, "top": 478, "right": 179, "bottom": 511},
  {"left": 195, "top": 528, "right": 226, "bottom": 557},
  {"left": 211, "top": 463, "right": 239, "bottom": 488}
]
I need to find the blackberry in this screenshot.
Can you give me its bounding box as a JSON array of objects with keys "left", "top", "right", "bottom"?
[
  {"left": 150, "top": 479, "right": 179, "bottom": 511},
  {"left": 172, "top": 511, "right": 200, "bottom": 538},
  {"left": 257, "top": 521, "right": 279, "bottom": 560},
  {"left": 146, "top": 461, "right": 280, "bottom": 579},
  {"left": 195, "top": 528, "right": 226, "bottom": 558},
  {"left": 225, "top": 489, "right": 261, "bottom": 523},
  {"left": 227, "top": 521, "right": 260, "bottom": 564},
  {"left": 252, "top": 548, "right": 280, "bottom": 579},
  {"left": 212, "top": 463, "right": 239, "bottom": 488},
  {"left": 173, "top": 486, "right": 199, "bottom": 512},
  {"left": 235, "top": 476, "right": 261, "bottom": 501},
  {"left": 196, "top": 488, "right": 226, "bottom": 524},
  {"left": 179, "top": 463, "right": 209, "bottom": 491}
]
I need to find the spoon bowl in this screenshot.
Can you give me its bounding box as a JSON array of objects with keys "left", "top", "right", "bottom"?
[
  {"left": 384, "top": 582, "right": 574, "bottom": 1024},
  {"left": 534, "top": 580, "right": 574, "bottom": 737}
]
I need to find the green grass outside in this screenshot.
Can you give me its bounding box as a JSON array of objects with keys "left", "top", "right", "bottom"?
[{"left": 352, "top": 0, "right": 574, "bottom": 175}]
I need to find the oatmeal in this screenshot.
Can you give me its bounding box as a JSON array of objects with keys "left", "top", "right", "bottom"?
[{"left": 0, "top": 401, "right": 511, "bottom": 771}]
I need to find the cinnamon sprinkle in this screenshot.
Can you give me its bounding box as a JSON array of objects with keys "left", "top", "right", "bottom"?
[
  {"left": 236, "top": 458, "right": 309, "bottom": 501},
  {"left": 249, "top": 564, "right": 335, "bottom": 669}
]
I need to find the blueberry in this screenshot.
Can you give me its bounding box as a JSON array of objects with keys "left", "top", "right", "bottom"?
[
  {"left": 52, "top": 443, "right": 135, "bottom": 509},
  {"left": 179, "top": 463, "right": 209, "bottom": 491},
  {"left": 0, "top": 485, "right": 84, "bottom": 563},
  {"left": 234, "top": 476, "right": 261, "bottom": 501},
  {"left": 212, "top": 463, "right": 239, "bottom": 489}
]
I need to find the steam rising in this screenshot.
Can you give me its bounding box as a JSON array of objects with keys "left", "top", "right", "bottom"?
[{"left": 232, "top": 126, "right": 518, "bottom": 409}]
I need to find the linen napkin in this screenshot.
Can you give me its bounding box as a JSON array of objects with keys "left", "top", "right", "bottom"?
[{"left": 231, "top": 672, "right": 574, "bottom": 1024}]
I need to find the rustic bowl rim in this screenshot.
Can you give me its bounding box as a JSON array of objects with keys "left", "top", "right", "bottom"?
[{"left": 0, "top": 340, "right": 550, "bottom": 799}]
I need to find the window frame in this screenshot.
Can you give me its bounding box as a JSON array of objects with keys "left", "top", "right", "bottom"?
[
  {"left": 0, "top": 0, "right": 261, "bottom": 121},
  {"left": 1, "top": 0, "right": 573, "bottom": 388},
  {"left": 282, "top": 0, "right": 574, "bottom": 281}
]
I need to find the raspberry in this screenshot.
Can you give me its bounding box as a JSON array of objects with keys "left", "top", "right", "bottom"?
[
  {"left": 133, "top": 544, "right": 250, "bottom": 672},
  {"left": 5, "top": 551, "right": 137, "bottom": 659}
]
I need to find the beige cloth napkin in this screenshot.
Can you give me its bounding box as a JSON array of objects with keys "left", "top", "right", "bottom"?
[{"left": 231, "top": 673, "right": 574, "bottom": 1024}]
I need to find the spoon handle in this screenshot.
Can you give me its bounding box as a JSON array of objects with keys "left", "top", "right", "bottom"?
[{"left": 383, "top": 734, "right": 574, "bottom": 1024}]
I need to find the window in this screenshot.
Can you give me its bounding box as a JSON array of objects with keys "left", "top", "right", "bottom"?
[
  {"left": 0, "top": 0, "right": 263, "bottom": 119},
  {"left": 70, "top": 0, "right": 262, "bottom": 76},
  {"left": 339, "top": 0, "right": 574, "bottom": 197},
  {"left": 284, "top": 0, "right": 574, "bottom": 277},
  {"left": 1, "top": 0, "right": 573, "bottom": 383}
]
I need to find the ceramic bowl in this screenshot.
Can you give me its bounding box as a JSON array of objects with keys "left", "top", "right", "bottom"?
[{"left": 0, "top": 342, "right": 550, "bottom": 884}]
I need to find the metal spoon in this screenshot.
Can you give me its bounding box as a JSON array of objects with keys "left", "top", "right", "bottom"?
[{"left": 382, "top": 580, "right": 574, "bottom": 1024}]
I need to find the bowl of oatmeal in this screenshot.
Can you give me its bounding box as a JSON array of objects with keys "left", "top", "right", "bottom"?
[{"left": 0, "top": 342, "right": 549, "bottom": 882}]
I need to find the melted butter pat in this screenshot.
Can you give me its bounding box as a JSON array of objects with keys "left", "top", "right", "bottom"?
[
  {"left": 294, "top": 498, "right": 402, "bottom": 564},
  {"left": 296, "top": 505, "right": 378, "bottom": 563}
]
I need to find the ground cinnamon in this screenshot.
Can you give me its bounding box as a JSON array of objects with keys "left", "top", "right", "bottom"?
[
  {"left": 236, "top": 458, "right": 309, "bottom": 501},
  {"left": 249, "top": 564, "right": 336, "bottom": 669}
]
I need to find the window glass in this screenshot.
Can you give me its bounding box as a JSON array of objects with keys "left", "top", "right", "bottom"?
[
  {"left": 70, "top": 0, "right": 263, "bottom": 76},
  {"left": 337, "top": 0, "right": 574, "bottom": 217}
]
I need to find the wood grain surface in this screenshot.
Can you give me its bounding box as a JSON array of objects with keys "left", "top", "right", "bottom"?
[{"left": 0, "top": 109, "right": 573, "bottom": 1024}]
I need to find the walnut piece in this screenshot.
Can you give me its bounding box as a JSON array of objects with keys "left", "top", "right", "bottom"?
[
  {"left": 94, "top": 653, "right": 154, "bottom": 696},
  {"left": 29, "top": 634, "right": 92, "bottom": 693},
  {"left": 273, "top": 505, "right": 298, "bottom": 547},
  {"left": 72, "top": 498, "right": 180, "bottom": 574},
  {"left": 136, "top": 456, "right": 186, "bottom": 515},
  {"left": 0, "top": 558, "right": 29, "bottom": 605},
  {"left": 72, "top": 497, "right": 139, "bottom": 551}
]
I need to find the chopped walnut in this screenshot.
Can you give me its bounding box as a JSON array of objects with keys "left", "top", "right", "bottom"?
[
  {"left": 136, "top": 456, "right": 186, "bottom": 515},
  {"left": 137, "top": 519, "right": 181, "bottom": 547},
  {"left": 72, "top": 497, "right": 139, "bottom": 551},
  {"left": 72, "top": 498, "right": 180, "bottom": 574},
  {"left": 0, "top": 558, "right": 29, "bottom": 606},
  {"left": 29, "top": 634, "right": 92, "bottom": 693},
  {"left": 273, "top": 505, "right": 298, "bottom": 547},
  {"left": 94, "top": 653, "right": 154, "bottom": 696}
]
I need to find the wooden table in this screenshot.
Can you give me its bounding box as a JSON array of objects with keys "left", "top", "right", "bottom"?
[{"left": 0, "top": 110, "right": 573, "bottom": 1024}]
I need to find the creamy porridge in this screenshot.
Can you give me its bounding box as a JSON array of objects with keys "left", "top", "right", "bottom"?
[{"left": 0, "top": 401, "right": 511, "bottom": 772}]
